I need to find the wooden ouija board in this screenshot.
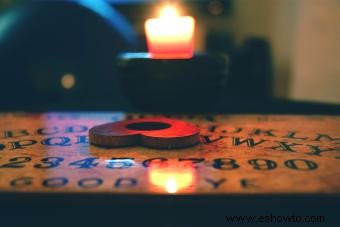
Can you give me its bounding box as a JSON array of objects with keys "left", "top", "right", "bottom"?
[{"left": 0, "top": 112, "right": 339, "bottom": 195}]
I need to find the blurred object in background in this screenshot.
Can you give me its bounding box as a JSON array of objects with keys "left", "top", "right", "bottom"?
[
  {"left": 226, "top": 37, "right": 273, "bottom": 99},
  {"left": 0, "top": 0, "right": 137, "bottom": 110},
  {"left": 231, "top": 0, "right": 340, "bottom": 104},
  {"left": 291, "top": 0, "right": 340, "bottom": 104}
]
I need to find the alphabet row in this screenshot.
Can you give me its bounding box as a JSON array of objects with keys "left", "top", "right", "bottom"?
[
  {"left": 2, "top": 126, "right": 89, "bottom": 138},
  {"left": 0, "top": 136, "right": 88, "bottom": 150}
]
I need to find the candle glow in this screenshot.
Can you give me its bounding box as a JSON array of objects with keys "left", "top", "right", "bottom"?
[
  {"left": 145, "top": 5, "right": 195, "bottom": 59},
  {"left": 148, "top": 161, "right": 196, "bottom": 194}
]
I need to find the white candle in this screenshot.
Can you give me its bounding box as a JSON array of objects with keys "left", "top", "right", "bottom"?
[{"left": 145, "top": 5, "right": 195, "bottom": 59}]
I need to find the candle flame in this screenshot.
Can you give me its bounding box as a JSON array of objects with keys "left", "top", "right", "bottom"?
[
  {"left": 159, "top": 5, "right": 179, "bottom": 19},
  {"left": 165, "top": 178, "right": 178, "bottom": 194}
]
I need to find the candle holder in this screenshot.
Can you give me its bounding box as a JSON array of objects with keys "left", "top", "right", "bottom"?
[{"left": 117, "top": 52, "right": 228, "bottom": 112}]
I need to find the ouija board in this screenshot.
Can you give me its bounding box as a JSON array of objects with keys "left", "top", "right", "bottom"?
[{"left": 0, "top": 112, "right": 339, "bottom": 195}]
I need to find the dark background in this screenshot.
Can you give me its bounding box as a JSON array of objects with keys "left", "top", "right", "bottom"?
[{"left": 0, "top": 0, "right": 339, "bottom": 113}]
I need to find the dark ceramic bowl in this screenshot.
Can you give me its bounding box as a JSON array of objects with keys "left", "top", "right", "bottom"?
[{"left": 117, "top": 53, "right": 229, "bottom": 112}]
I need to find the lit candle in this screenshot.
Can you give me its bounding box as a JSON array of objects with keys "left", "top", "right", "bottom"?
[{"left": 145, "top": 5, "right": 195, "bottom": 59}]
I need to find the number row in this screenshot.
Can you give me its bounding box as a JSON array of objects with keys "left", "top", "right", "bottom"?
[{"left": 0, "top": 156, "right": 318, "bottom": 171}]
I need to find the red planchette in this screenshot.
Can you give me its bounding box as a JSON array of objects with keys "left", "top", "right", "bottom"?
[{"left": 89, "top": 117, "right": 200, "bottom": 149}]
